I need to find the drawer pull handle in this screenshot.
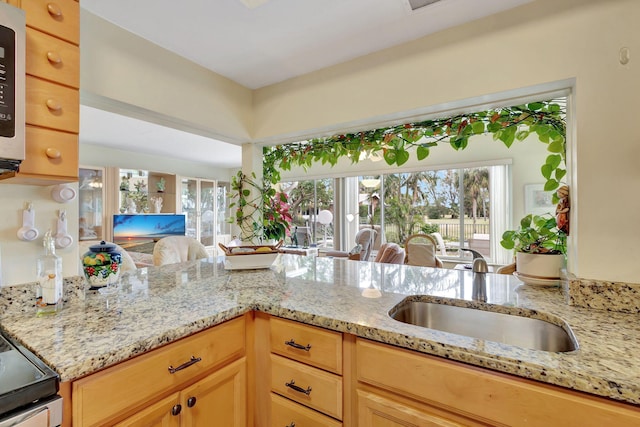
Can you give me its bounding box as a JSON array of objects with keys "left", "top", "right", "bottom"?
[
  {"left": 45, "top": 148, "right": 61, "bottom": 159},
  {"left": 286, "top": 423, "right": 296, "bottom": 427},
  {"left": 47, "top": 3, "right": 62, "bottom": 18},
  {"left": 47, "top": 51, "right": 62, "bottom": 65},
  {"left": 168, "top": 356, "right": 202, "bottom": 374},
  {"left": 285, "top": 339, "right": 311, "bottom": 351},
  {"left": 285, "top": 380, "right": 312, "bottom": 396},
  {"left": 46, "top": 99, "right": 62, "bottom": 112},
  {"left": 187, "top": 396, "right": 197, "bottom": 408},
  {"left": 171, "top": 404, "right": 181, "bottom": 416}
]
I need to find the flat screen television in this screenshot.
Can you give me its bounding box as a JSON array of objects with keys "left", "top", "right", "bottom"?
[{"left": 113, "top": 214, "right": 186, "bottom": 252}]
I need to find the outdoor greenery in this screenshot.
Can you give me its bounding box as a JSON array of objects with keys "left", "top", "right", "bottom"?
[{"left": 500, "top": 213, "right": 567, "bottom": 255}]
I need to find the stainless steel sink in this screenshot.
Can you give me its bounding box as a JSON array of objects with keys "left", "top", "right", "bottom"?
[{"left": 389, "top": 300, "right": 578, "bottom": 352}]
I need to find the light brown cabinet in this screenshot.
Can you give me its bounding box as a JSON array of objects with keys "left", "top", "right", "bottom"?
[
  {"left": 114, "top": 358, "right": 246, "bottom": 427},
  {"left": 260, "top": 315, "right": 344, "bottom": 426},
  {"left": 8, "top": 0, "right": 79, "bottom": 184},
  {"left": 67, "top": 316, "right": 246, "bottom": 427},
  {"left": 355, "top": 337, "right": 640, "bottom": 427}
]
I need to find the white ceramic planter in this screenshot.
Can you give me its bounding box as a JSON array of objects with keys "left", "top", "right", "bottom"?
[{"left": 516, "top": 252, "right": 565, "bottom": 279}]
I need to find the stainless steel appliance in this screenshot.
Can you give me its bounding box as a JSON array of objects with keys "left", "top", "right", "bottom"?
[
  {"left": 0, "top": 332, "right": 61, "bottom": 427},
  {"left": 0, "top": 2, "right": 25, "bottom": 178}
]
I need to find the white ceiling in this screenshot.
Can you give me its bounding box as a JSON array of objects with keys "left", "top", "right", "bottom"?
[{"left": 79, "top": 0, "right": 533, "bottom": 168}]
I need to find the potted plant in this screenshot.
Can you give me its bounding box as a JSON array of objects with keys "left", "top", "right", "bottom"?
[
  {"left": 228, "top": 171, "right": 292, "bottom": 244},
  {"left": 500, "top": 213, "right": 567, "bottom": 279}
]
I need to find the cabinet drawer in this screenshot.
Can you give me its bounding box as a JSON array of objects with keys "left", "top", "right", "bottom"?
[
  {"left": 271, "top": 393, "right": 342, "bottom": 427},
  {"left": 26, "top": 75, "right": 79, "bottom": 132},
  {"left": 72, "top": 317, "right": 245, "bottom": 427},
  {"left": 20, "top": 125, "right": 77, "bottom": 179},
  {"left": 270, "top": 317, "right": 342, "bottom": 374},
  {"left": 26, "top": 27, "right": 79, "bottom": 88},
  {"left": 19, "top": 0, "right": 79, "bottom": 45},
  {"left": 270, "top": 354, "right": 342, "bottom": 420}
]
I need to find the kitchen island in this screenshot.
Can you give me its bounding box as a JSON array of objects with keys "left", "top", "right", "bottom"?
[{"left": 1, "top": 254, "right": 639, "bottom": 423}]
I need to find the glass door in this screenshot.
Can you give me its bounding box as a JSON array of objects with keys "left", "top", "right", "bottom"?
[
  {"left": 180, "top": 178, "right": 217, "bottom": 250},
  {"left": 79, "top": 167, "right": 105, "bottom": 241},
  {"left": 181, "top": 178, "right": 198, "bottom": 241},
  {"left": 199, "top": 180, "right": 215, "bottom": 247}
]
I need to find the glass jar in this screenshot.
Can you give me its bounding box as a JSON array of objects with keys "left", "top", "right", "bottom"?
[
  {"left": 36, "top": 231, "right": 63, "bottom": 316},
  {"left": 81, "top": 241, "right": 122, "bottom": 290}
]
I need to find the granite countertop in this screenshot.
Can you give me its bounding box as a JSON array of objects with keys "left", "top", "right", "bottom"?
[{"left": 1, "top": 255, "right": 639, "bottom": 406}]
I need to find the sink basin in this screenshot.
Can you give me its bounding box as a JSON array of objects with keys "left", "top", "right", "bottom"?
[{"left": 389, "top": 300, "right": 578, "bottom": 352}]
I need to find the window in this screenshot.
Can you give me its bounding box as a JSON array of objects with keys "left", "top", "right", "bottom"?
[
  {"left": 278, "top": 178, "right": 335, "bottom": 248},
  {"left": 353, "top": 165, "right": 508, "bottom": 263}
]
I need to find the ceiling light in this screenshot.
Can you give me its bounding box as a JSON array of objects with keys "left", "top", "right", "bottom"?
[
  {"left": 238, "top": 0, "right": 270, "bottom": 9},
  {"left": 406, "top": 0, "right": 443, "bottom": 11}
]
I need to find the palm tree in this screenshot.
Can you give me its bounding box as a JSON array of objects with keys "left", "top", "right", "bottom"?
[{"left": 464, "top": 168, "right": 489, "bottom": 233}]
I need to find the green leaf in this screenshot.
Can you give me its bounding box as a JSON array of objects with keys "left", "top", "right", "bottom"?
[
  {"left": 471, "top": 121, "right": 485, "bottom": 134},
  {"left": 383, "top": 150, "right": 396, "bottom": 165},
  {"left": 527, "top": 102, "right": 544, "bottom": 111},
  {"left": 242, "top": 189, "right": 251, "bottom": 197},
  {"left": 395, "top": 149, "right": 410, "bottom": 166},
  {"left": 541, "top": 164, "right": 552, "bottom": 179},
  {"left": 515, "top": 130, "right": 529, "bottom": 141},
  {"left": 416, "top": 145, "right": 430, "bottom": 160},
  {"left": 555, "top": 168, "right": 567, "bottom": 181},
  {"left": 545, "top": 154, "right": 562, "bottom": 169},
  {"left": 548, "top": 140, "right": 564, "bottom": 153},
  {"left": 498, "top": 126, "right": 516, "bottom": 147},
  {"left": 544, "top": 179, "right": 560, "bottom": 192}
]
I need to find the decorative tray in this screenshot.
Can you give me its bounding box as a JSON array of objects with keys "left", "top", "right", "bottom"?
[{"left": 219, "top": 241, "right": 282, "bottom": 270}]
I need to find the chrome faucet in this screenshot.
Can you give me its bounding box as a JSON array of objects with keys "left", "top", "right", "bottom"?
[
  {"left": 462, "top": 249, "right": 488, "bottom": 301},
  {"left": 461, "top": 248, "right": 488, "bottom": 273}
]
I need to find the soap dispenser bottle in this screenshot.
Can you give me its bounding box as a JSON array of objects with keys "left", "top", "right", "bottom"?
[{"left": 36, "top": 230, "right": 63, "bottom": 316}]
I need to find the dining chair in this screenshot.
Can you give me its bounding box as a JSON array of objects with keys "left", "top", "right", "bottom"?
[
  {"left": 404, "top": 233, "right": 443, "bottom": 268},
  {"left": 373, "top": 242, "right": 405, "bottom": 264}
]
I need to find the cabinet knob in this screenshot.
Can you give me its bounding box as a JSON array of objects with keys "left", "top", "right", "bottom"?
[
  {"left": 286, "top": 423, "right": 296, "bottom": 427},
  {"left": 45, "top": 148, "right": 61, "bottom": 159},
  {"left": 46, "top": 3, "right": 62, "bottom": 18},
  {"left": 171, "top": 404, "right": 182, "bottom": 416},
  {"left": 187, "top": 396, "right": 197, "bottom": 408},
  {"left": 46, "top": 98, "right": 62, "bottom": 112},
  {"left": 47, "top": 51, "right": 62, "bottom": 65}
]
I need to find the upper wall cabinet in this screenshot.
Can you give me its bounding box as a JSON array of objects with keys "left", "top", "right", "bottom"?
[{"left": 7, "top": 0, "right": 79, "bottom": 185}]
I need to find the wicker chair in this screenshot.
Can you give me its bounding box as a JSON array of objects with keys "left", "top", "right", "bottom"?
[
  {"left": 404, "top": 234, "right": 443, "bottom": 268},
  {"left": 373, "top": 243, "right": 405, "bottom": 264}
]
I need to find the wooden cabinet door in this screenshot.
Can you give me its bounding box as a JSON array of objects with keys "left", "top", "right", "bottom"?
[
  {"left": 180, "top": 358, "right": 247, "bottom": 427},
  {"left": 357, "top": 390, "right": 470, "bottom": 427},
  {"left": 113, "top": 393, "right": 181, "bottom": 427}
]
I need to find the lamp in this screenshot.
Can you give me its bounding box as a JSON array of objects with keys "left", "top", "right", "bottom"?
[
  {"left": 317, "top": 209, "right": 333, "bottom": 247},
  {"left": 361, "top": 178, "right": 381, "bottom": 189}
]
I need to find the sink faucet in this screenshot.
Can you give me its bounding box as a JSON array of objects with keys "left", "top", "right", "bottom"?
[{"left": 460, "top": 249, "right": 488, "bottom": 301}]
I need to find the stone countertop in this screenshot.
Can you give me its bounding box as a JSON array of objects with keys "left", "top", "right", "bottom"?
[{"left": 1, "top": 255, "right": 639, "bottom": 406}]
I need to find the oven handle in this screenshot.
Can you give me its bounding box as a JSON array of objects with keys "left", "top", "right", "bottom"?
[{"left": 0, "top": 407, "right": 48, "bottom": 427}]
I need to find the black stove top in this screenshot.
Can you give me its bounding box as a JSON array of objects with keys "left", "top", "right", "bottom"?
[{"left": 0, "top": 331, "right": 59, "bottom": 417}]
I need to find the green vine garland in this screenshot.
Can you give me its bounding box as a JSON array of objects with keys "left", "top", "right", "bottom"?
[
  {"left": 230, "top": 100, "right": 566, "bottom": 244},
  {"left": 263, "top": 101, "right": 566, "bottom": 200}
]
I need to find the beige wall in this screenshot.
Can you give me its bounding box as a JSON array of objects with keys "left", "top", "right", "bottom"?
[
  {"left": 80, "top": 10, "right": 253, "bottom": 144},
  {"left": 254, "top": 0, "right": 640, "bottom": 284},
  {"left": 0, "top": 185, "right": 80, "bottom": 285}
]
